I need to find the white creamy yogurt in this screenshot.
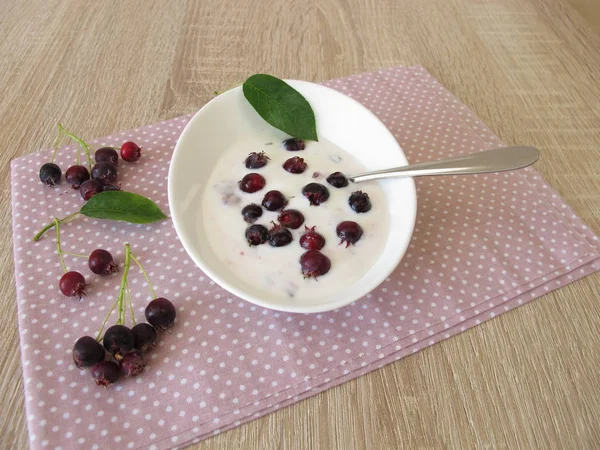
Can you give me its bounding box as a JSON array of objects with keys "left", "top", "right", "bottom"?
[{"left": 202, "top": 135, "right": 390, "bottom": 301}]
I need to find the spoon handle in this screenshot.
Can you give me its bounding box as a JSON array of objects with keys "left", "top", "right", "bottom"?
[{"left": 348, "top": 146, "right": 540, "bottom": 183}]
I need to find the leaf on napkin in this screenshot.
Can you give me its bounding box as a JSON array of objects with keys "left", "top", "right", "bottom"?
[
  {"left": 242, "top": 74, "right": 318, "bottom": 141},
  {"left": 80, "top": 191, "right": 167, "bottom": 224}
]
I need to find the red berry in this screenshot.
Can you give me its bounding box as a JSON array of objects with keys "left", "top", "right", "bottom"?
[
  {"left": 278, "top": 209, "right": 305, "bottom": 229},
  {"left": 299, "top": 225, "right": 326, "bottom": 250},
  {"left": 120, "top": 141, "right": 142, "bottom": 162},
  {"left": 282, "top": 157, "right": 307, "bottom": 174},
  {"left": 300, "top": 250, "right": 331, "bottom": 278},
  {"left": 59, "top": 271, "right": 87, "bottom": 297},
  {"left": 88, "top": 249, "right": 118, "bottom": 275},
  {"left": 91, "top": 361, "right": 120, "bottom": 386},
  {"left": 262, "top": 190, "right": 287, "bottom": 211},
  {"left": 239, "top": 173, "right": 266, "bottom": 193},
  {"left": 336, "top": 221, "right": 363, "bottom": 247},
  {"left": 65, "top": 165, "right": 90, "bottom": 189}
]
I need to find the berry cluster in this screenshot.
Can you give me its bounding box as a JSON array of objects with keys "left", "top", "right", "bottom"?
[
  {"left": 39, "top": 124, "right": 143, "bottom": 201},
  {"left": 237, "top": 138, "right": 372, "bottom": 279},
  {"left": 72, "top": 244, "right": 176, "bottom": 386}
]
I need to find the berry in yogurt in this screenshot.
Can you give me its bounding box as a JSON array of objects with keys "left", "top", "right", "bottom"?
[
  {"left": 245, "top": 224, "right": 269, "bottom": 246},
  {"left": 336, "top": 221, "right": 363, "bottom": 247},
  {"left": 301, "top": 183, "right": 330, "bottom": 206},
  {"left": 282, "top": 138, "right": 305, "bottom": 151},
  {"left": 348, "top": 191, "right": 372, "bottom": 213},
  {"left": 239, "top": 173, "right": 266, "bottom": 193},
  {"left": 268, "top": 222, "right": 293, "bottom": 247},
  {"left": 277, "top": 209, "right": 305, "bottom": 229},
  {"left": 244, "top": 151, "right": 269, "bottom": 169},
  {"left": 262, "top": 190, "right": 287, "bottom": 211},
  {"left": 283, "top": 156, "right": 307, "bottom": 174}
]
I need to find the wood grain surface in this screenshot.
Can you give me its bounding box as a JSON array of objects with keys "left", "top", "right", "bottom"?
[{"left": 2, "top": 0, "right": 600, "bottom": 448}]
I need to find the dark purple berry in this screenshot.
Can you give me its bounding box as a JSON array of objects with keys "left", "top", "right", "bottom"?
[
  {"left": 145, "top": 298, "right": 176, "bottom": 330},
  {"left": 91, "top": 361, "right": 120, "bottom": 386},
  {"left": 65, "top": 165, "right": 90, "bottom": 189},
  {"left": 103, "top": 325, "right": 134, "bottom": 359},
  {"left": 245, "top": 224, "right": 268, "bottom": 246},
  {"left": 326, "top": 172, "right": 348, "bottom": 188},
  {"left": 59, "top": 271, "right": 87, "bottom": 297},
  {"left": 241, "top": 204, "right": 263, "bottom": 223},
  {"left": 278, "top": 209, "right": 305, "bottom": 229},
  {"left": 299, "top": 225, "right": 326, "bottom": 250},
  {"left": 302, "top": 183, "right": 329, "bottom": 206},
  {"left": 282, "top": 138, "right": 305, "bottom": 151},
  {"left": 88, "top": 249, "right": 118, "bottom": 275},
  {"left": 95, "top": 147, "right": 119, "bottom": 166},
  {"left": 282, "top": 157, "right": 307, "bottom": 174},
  {"left": 300, "top": 250, "right": 331, "bottom": 278},
  {"left": 239, "top": 173, "right": 266, "bottom": 193},
  {"left": 244, "top": 152, "right": 269, "bottom": 169},
  {"left": 348, "top": 191, "right": 371, "bottom": 213},
  {"left": 268, "top": 223, "right": 293, "bottom": 247},
  {"left": 131, "top": 323, "right": 157, "bottom": 352},
  {"left": 91, "top": 162, "right": 118, "bottom": 185},
  {"left": 119, "top": 351, "right": 146, "bottom": 377},
  {"left": 73, "top": 336, "right": 106, "bottom": 369},
  {"left": 262, "top": 190, "right": 287, "bottom": 211},
  {"left": 336, "top": 221, "right": 363, "bottom": 247},
  {"left": 120, "top": 141, "right": 142, "bottom": 162},
  {"left": 79, "top": 180, "right": 104, "bottom": 202},
  {"left": 39, "top": 163, "right": 61, "bottom": 186},
  {"left": 80, "top": 179, "right": 104, "bottom": 200}
]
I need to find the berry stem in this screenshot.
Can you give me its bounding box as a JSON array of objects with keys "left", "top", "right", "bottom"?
[
  {"left": 54, "top": 218, "right": 68, "bottom": 273},
  {"left": 130, "top": 254, "right": 156, "bottom": 299},
  {"left": 33, "top": 212, "right": 80, "bottom": 241},
  {"left": 126, "top": 280, "right": 136, "bottom": 326},
  {"left": 58, "top": 124, "right": 93, "bottom": 170},
  {"left": 63, "top": 251, "right": 88, "bottom": 258},
  {"left": 117, "top": 243, "right": 132, "bottom": 325},
  {"left": 95, "top": 296, "right": 120, "bottom": 341}
]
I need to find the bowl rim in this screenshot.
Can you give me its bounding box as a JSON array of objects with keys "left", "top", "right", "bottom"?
[{"left": 168, "top": 80, "right": 417, "bottom": 313}]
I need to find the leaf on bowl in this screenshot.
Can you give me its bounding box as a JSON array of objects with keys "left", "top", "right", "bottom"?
[
  {"left": 242, "top": 74, "right": 318, "bottom": 141},
  {"left": 80, "top": 191, "right": 167, "bottom": 224}
]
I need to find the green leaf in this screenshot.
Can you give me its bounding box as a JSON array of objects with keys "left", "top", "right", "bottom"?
[
  {"left": 243, "top": 74, "right": 318, "bottom": 141},
  {"left": 80, "top": 191, "right": 167, "bottom": 224}
]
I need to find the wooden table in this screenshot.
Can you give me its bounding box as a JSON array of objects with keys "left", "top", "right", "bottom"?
[{"left": 2, "top": 0, "right": 600, "bottom": 448}]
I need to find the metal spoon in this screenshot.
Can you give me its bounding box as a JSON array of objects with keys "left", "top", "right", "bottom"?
[{"left": 348, "top": 146, "right": 540, "bottom": 183}]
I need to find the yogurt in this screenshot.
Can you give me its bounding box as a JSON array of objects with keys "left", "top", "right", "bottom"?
[{"left": 202, "top": 135, "right": 390, "bottom": 300}]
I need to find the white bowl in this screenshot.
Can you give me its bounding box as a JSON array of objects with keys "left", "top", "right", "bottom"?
[{"left": 168, "top": 80, "right": 416, "bottom": 313}]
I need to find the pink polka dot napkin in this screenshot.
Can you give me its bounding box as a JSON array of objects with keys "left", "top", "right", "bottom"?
[{"left": 11, "top": 66, "right": 600, "bottom": 449}]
